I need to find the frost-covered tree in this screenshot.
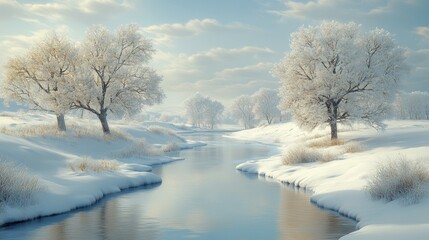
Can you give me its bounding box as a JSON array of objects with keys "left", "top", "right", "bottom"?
[
  {"left": 75, "top": 24, "right": 164, "bottom": 134},
  {"left": 276, "top": 21, "right": 407, "bottom": 139},
  {"left": 3, "top": 32, "right": 77, "bottom": 131},
  {"left": 231, "top": 95, "right": 255, "bottom": 129},
  {"left": 185, "top": 93, "right": 206, "bottom": 128},
  {"left": 205, "top": 99, "right": 224, "bottom": 129},
  {"left": 252, "top": 88, "right": 281, "bottom": 125},
  {"left": 185, "top": 93, "right": 224, "bottom": 129}
]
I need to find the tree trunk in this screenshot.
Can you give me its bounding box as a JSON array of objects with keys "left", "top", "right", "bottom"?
[
  {"left": 327, "top": 101, "right": 339, "bottom": 140},
  {"left": 98, "top": 111, "right": 110, "bottom": 135},
  {"left": 330, "top": 119, "right": 338, "bottom": 140},
  {"left": 56, "top": 113, "right": 66, "bottom": 132}
]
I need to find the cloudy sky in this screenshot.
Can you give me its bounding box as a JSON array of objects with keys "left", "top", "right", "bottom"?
[{"left": 1, "top": 0, "right": 428, "bottom": 114}]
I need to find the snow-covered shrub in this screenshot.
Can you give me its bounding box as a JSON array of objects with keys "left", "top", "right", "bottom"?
[
  {"left": 162, "top": 142, "right": 180, "bottom": 152},
  {"left": 68, "top": 157, "right": 119, "bottom": 173},
  {"left": 0, "top": 161, "right": 42, "bottom": 208},
  {"left": 282, "top": 146, "right": 335, "bottom": 165},
  {"left": 366, "top": 156, "right": 429, "bottom": 204},
  {"left": 147, "top": 126, "right": 178, "bottom": 137}
]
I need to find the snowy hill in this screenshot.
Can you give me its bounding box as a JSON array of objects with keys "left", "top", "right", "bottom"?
[
  {"left": 0, "top": 112, "right": 203, "bottom": 226},
  {"left": 230, "top": 120, "right": 429, "bottom": 240}
]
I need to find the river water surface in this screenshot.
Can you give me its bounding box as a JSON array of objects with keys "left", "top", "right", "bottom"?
[{"left": 0, "top": 133, "right": 356, "bottom": 240}]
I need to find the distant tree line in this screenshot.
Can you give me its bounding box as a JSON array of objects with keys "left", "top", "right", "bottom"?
[
  {"left": 231, "top": 88, "right": 283, "bottom": 129},
  {"left": 184, "top": 93, "right": 224, "bottom": 129},
  {"left": 394, "top": 91, "right": 429, "bottom": 120}
]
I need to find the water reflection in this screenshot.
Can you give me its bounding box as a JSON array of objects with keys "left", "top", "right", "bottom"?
[
  {"left": 278, "top": 186, "right": 356, "bottom": 240},
  {"left": 0, "top": 133, "right": 356, "bottom": 240}
]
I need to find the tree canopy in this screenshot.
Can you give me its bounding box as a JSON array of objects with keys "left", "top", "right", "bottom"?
[
  {"left": 276, "top": 21, "right": 407, "bottom": 139},
  {"left": 3, "top": 32, "right": 78, "bottom": 131}
]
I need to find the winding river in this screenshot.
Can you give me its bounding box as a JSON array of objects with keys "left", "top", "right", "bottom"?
[{"left": 0, "top": 133, "right": 356, "bottom": 240}]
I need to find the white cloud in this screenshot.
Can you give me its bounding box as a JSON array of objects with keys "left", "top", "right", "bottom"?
[
  {"left": 415, "top": 26, "right": 429, "bottom": 41},
  {"left": 0, "top": 0, "right": 133, "bottom": 24},
  {"left": 215, "top": 62, "right": 274, "bottom": 80},
  {"left": 187, "top": 46, "right": 274, "bottom": 65},
  {"left": 153, "top": 47, "right": 278, "bottom": 106},
  {"left": 0, "top": 0, "right": 26, "bottom": 20},
  {"left": 399, "top": 48, "right": 429, "bottom": 92},
  {"left": 155, "top": 46, "right": 275, "bottom": 84},
  {"left": 271, "top": 0, "right": 413, "bottom": 20},
  {"left": 0, "top": 0, "right": 133, "bottom": 25},
  {"left": 367, "top": 4, "right": 392, "bottom": 15},
  {"left": 144, "top": 18, "right": 252, "bottom": 36},
  {"left": 144, "top": 18, "right": 253, "bottom": 44},
  {"left": 271, "top": 0, "right": 364, "bottom": 20}
]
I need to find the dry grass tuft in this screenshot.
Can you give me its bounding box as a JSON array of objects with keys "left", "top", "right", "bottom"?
[
  {"left": 70, "top": 123, "right": 132, "bottom": 141},
  {"left": 0, "top": 160, "right": 43, "bottom": 208},
  {"left": 162, "top": 142, "right": 181, "bottom": 152},
  {"left": 343, "top": 141, "right": 362, "bottom": 153},
  {"left": 306, "top": 137, "right": 345, "bottom": 148},
  {"left": 116, "top": 140, "right": 163, "bottom": 158},
  {"left": 0, "top": 123, "right": 132, "bottom": 142},
  {"left": 0, "top": 125, "right": 64, "bottom": 138},
  {"left": 147, "top": 126, "right": 178, "bottom": 137},
  {"left": 282, "top": 145, "right": 336, "bottom": 165},
  {"left": 306, "top": 136, "right": 362, "bottom": 155},
  {"left": 117, "top": 140, "right": 182, "bottom": 158},
  {"left": 366, "top": 155, "right": 429, "bottom": 204},
  {"left": 68, "top": 157, "right": 120, "bottom": 173}
]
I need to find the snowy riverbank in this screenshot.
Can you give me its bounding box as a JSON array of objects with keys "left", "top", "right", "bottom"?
[
  {"left": 0, "top": 112, "right": 203, "bottom": 226},
  {"left": 230, "top": 120, "right": 429, "bottom": 240}
]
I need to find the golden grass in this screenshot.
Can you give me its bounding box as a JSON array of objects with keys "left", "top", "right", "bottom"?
[
  {"left": 0, "top": 123, "right": 132, "bottom": 141},
  {"left": 147, "top": 126, "right": 178, "bottom": 136},
  {"left": 68, "top": 157, "right": 120, "bottom": 173},
  {"left": 306, "top": 137, "right": 345, "bottom": 148},
  {"left": 282, "top": 145, "right": 336, "bottom": 165},
  {"left": 0, "top": 124, "right": 65, "bottom": 138}
]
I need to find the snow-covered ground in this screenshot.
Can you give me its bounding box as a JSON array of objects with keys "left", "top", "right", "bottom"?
[
  {"left": 230, "top": 120, "right": 429, "bottom": 240},
  {"left": 0, "top": 112, "right": 203, "bottom": 226}
]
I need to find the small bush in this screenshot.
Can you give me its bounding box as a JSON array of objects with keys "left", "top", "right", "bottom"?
[
  {"left": 306, "top": 137, "right": 345, "bottom": 148},
  {"left": 147, "top": 126, "right": 178, "bottom": 137},
  {"left": 282, "top": 146, "right": 335, "bottom": 165},
  {"left": 162, "top": 142, "right": 181, "bottom": 152},
  {"left": 69, "top": 157, "right": 120, "bottom": 173},
  {"left": 366, "top": 155, "right": 429, "bottom": 204},
  {"left": 0, "top": 161, "right": 43, "bottom": 208},
  {"left": 343, "top": 141, "right": 362, "bottom": 153},
  {"left": 306, "top": 137, "right": 362, "bottom": 155}
]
